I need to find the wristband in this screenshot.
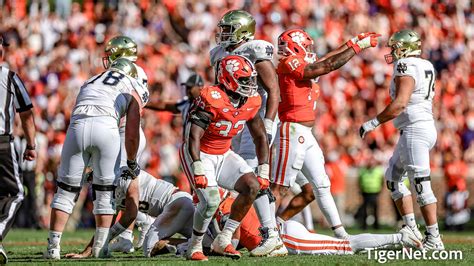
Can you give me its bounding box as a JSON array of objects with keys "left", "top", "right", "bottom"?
[
  {"left": 264, "top": 118, "right": 274, "bottom": 135},
  {"left": 257, "top": 163, "right": 270, "bottom": 180}
]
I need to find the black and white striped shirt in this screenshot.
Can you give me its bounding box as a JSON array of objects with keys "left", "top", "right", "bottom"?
[{"left": 0, "top": 66, "right": 33, "bottom": 135}]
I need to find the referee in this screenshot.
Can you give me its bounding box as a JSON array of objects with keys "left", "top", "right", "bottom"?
[{"left": 0, "top": 33, "right": 36, "bottom": 264}]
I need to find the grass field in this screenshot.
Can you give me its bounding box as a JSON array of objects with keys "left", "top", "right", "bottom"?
[{"left": 3, "top": 229, "right": 473, "bottom": 265}]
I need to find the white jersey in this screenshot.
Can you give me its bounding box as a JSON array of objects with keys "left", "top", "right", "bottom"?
[
  {"left": 390, "top": 57, "right": 435, "bottom": 129},
  {"left": 210, "top": 40, "right": 274, "bottom": 117},
  {"left": 114, "top": 171, "right": 176, "bottom": 217},
  {"left": 72, "top": 70, "right": 143, "bottom": 123},
  {"left": 134, "top": 64, "right": 150, "bottom": 106}
]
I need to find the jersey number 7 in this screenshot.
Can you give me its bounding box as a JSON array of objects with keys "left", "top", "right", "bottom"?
[{"left": 424, "top": 70, "right": 435, "bottom": 100}]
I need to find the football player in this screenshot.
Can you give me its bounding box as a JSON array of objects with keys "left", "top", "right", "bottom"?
[
  {"left": 272, "top": 29, "right": 381, "bottom": 239},
  {"left": 146, "top": 73, "right": 204, "bottom": 122},
  {"left": 102, "top": 35, "right": 152, "bottom": 250},
  {"left": 183, "top": 194, "right": 421, "bottom": 256},
  {"left": 359, "top": 30, "right": 443, "bottom": 250},
  {"left": 44, "top": 59, "right": 143, "bottom": 259},
  {"left": 180, "top": 55, "right": 269, "bottom": 261},
  {"left": 64, "top": 171, "right": 194, "bottom": 258},
  {"left": 210, "top": 10, "right": 283, "bottom": 257}
]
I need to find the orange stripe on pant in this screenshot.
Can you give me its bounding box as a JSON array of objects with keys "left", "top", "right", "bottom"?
[
  {"left": 283, "top": 242, "right": 353, "bottom": 252},
  {"left": 282, "top": 234, "right": 351, "bottom": 246},
  {"left": 279, "top": 123, "right": 290, "bottom": 185},
  {"left": 274, "top": 122, "right": 286, "bottom": 184}
]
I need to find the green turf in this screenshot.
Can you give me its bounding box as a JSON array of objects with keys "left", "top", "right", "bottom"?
[{"left": 3, "top": 229, "right": 473, "bottom": 265}]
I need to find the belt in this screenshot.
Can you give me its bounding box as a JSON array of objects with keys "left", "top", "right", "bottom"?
[{"left": 0, "top": 134, "right": 13, "bottom": 143}]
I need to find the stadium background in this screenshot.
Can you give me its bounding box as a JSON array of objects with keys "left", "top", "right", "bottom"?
[{"left": 0, "top": 0, "right": 473, "bottom": 230}]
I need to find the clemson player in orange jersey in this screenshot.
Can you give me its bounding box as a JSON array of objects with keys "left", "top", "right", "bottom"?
[
  {"left": 179, "top": 55, "right": 270, "bottom": 261},
  {"left": 271, "top": 29, "right": 380, "bottom": 239},
  {"left": 211, "top": 194, "right": 422, "bottom": 256}
]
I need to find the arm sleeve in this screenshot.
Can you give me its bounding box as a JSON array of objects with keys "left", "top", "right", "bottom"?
[{"left": 11, "top": 72, "right": 33, "bottom": 112}]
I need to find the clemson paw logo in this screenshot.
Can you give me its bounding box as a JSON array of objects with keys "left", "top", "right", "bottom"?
[
  {"left": 211, "top": 90, "right": 221, "bottom": 99},
  {"left": 225, "top": 59, "right": 241, "bottom": 74},
  {"left": 290, "top": 31, "right": 305, "bottom": 44}
]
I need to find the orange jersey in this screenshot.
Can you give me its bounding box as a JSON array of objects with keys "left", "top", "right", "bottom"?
[
  {"left": 216, "top": 197, "right": 262, "bottom": 251},
  {"left": 193, "top": 85, "right": 261, "bottom": 155},
  {"left": 277, "top": 55, "right": 318, "bottom": 123}
]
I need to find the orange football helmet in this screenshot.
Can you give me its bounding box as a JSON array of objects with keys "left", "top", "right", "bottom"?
[
  {"left": 278, "top": 29, "right": 317, "bottom": 63},
  {"left": 218, "top": 55, "right": 257, "bottom": 97}
]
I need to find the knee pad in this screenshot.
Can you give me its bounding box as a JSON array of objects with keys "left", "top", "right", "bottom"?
[
  {"left": 50, "top": 182, "right": 81, "bottom": 214},
  {"left": 413, "top": 176, "right": 437, "bottom": 206},
  {"left": 256, "top": 188, "right": 276, "bottom": 203},
  {"left": 196, "top": 187, "right": 220, "bottom": 219},
  {"left": 387, "top": 180, "right": 411, "bottom": 201},
  {"left": 92, "top": 184, "right": 116, "bottom": 215}
]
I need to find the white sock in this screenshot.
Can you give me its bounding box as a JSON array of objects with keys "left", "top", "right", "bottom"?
[
  {"left": 349, "top": 233, "right": 398, "bottom": 252},
  {"left": 333, "top": 226, "right": 349, "bottom": 239},
  {"left": 93, "top": 227, "right": 110, "bottom": 249},
  {"left": 48, "top": 231, "right": 62, "bottom": 246},
  {"left": 402, "top": 213, "right": 417, "bottom": 228},
  {"left": 302, "top": 206, "right": 314, "bottom": 231},
  {"left": 190, "top": 232, "right": 204, "bottom": 251},
  {"left": 426, "top": 223, "right": 439, "bottom": 237},
  {"left": 120, "top": 229, "right": 133, "bottom": 241},
  {"left": 253, "top": 195, "right": 275, "bottom": 228},
  {"left": 223, "top": 218, "right": 240, "bottom": 234},
  {"left": 269, "top": 201, "right": 277, "bottom": 225},
  {"left": 314, "top": 186, "right": 343, "bottom": 227}
]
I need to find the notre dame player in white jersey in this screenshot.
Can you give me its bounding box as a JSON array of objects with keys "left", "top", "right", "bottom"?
[
  {"left": 64, "top": 170, "right": 194, "bottom": 259},
  {"left": 208, "top": 10, "right": 284, "bottom": 257},
  {"left": 359, "top": 30, "right": 443, "bottom": 250},
  {"left": 44, "top": 59, "right": 143, "bottom": 260}
]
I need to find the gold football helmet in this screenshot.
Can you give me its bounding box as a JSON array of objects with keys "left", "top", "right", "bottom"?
[
  {"left": 109, "top": 58, "right": 137, "bottom": 78},
  {"left": 385, "top": 29, "right": 422, "bottom": 64},
  {"left": 216, "top": 10, "right": 256, "bottom": 48},
  {"left": 103, "top": 36, "right": 138, "bottom": 68}
]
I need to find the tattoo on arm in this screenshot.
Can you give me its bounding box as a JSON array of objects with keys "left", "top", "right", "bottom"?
[{"left": 304, "top": 47, "right": 356, "bottom": 79}]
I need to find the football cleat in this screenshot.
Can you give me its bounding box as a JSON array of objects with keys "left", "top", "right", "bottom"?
[
  {"left": 211, "top": 233, "right": 241, "bottom": 260},
  {"left": 0, "top": 245, "right": 7, "bottom": 264},
  {"left": 250, "top": 227, "right": 283, "bottom": 257},
  {"left": 267, "top": 244, "right": 288, "bottom": 257},
  {"left": 149, "top": 240, "right": 177, "bottom": 257},
  {"left": 92, "top": 245, "right": 111, "bottom": 258},
  {"left": 43, "top": 241, "right": 60, "bottom": 260},
  {"left": 109, "top": 236, "right": 135, "bottom": 253},
  {"left": 422, "top": 232, "right": 445, "bottom": 251},
  {"left": 135, "top": 220, "right": 152, "bottom": 249},
  {"left": 186, "top": 250, "right": 208, "bottom": 261},
  {"left": 399, "top": 225, "right": 423, "bottom": 249}
]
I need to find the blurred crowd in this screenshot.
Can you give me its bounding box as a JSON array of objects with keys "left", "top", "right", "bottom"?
[{"left": 1, "top": 0, "right": 472, "bottom": 229}]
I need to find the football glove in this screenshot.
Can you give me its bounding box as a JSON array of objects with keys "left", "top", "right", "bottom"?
[
  {"left": 346, "top": 32, "right": 376, "bottom": 47},
  {"left": 127, "top": 159, "right": 140, "bottom": 177},
  {"left": 350, "top": 33, "right": 381, "bottom": 54},
  {"left": 257, "top": 163, "right": 270, "bottom": 190},
  {"left": 359, "top": 118, "right": 380, "bottom": 139},
  {"left": 192, "top": 160, "right": 208, "bottom": 189}
]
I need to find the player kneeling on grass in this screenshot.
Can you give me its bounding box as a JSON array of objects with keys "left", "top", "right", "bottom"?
[
  {"left": 179, "top": 55, "right": 270, "bottom": 261},
  {"left": 208, "top": 194, "right": 422, "bottom": 255},
  {"left": 65, "top": 170, "right": 194, "bottom": 258}
]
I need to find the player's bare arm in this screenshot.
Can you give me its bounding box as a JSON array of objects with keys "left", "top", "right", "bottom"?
[
  {"left": 19, "top": 109, "right": 37, "bottom": 160},
  {"left": 254, "top": 60, "right": 279, "bottom": 122},
  {"left": 145, "top": 101, "right": 180, "bottom": 113},
  {"left": 246, "top": 114, "right": 269, "bottom": 165},
  {"left": 125, "top": 92, "right": 141, "bottom": 161},
  {"left": 303, "top": 33, "right": 380, "bottom": 80},
  {"left": 188, "top": 109, "right": 212, "bottom": 161},
  {"left": 376, "top": 76, "right": 415, "bottom": 123},
  {"left": 318, "top": 32, "right": 375, "bottom": 61},
  {"left": 359, "top": 76, "right": 414, "bottom": 139}
]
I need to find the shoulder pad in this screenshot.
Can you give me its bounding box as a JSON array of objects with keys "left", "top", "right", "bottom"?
[
  {"left": 233, "top": 40, "right": 274, "bottom": 63},
  {"left": 134, "top": 64, "right": 149, "bottom": 88},
  {"left": 209, "top": 46, "right": 228, "bottom": 67},
  {"left": 393, "top": 58, "right": 417, "bottom": 78}
]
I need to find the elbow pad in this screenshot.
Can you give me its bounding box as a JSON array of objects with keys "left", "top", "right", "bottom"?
[{"left": 189, "top": 109, "right": 212, "bottom": 130}]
